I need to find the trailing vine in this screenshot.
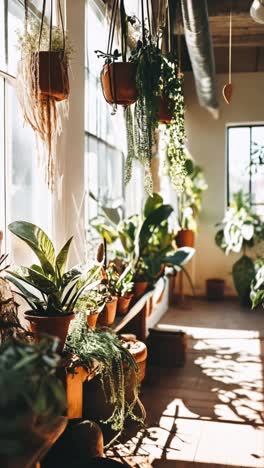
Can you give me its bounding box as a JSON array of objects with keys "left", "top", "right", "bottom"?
[{"left": 65, "top": 311, "right": 145, "bottom": 443}]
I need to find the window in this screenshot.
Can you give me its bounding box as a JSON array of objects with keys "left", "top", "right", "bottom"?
[
  {"left": 227, "top": 124, "right": 264, "bottom": 216},
  {"left": 0, "top": 0, "right": 50, "bottom": 260}
]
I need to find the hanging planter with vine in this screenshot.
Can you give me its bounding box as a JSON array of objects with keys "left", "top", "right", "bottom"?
[
  {"left": 125, "top": 0, "right": 187, "bottom": 195},
  {"left": 16, "top": 0, "right": 72, "bottom": 190},
  {"left": 96, "top": 0, "right": 138, "bottom": 112}
]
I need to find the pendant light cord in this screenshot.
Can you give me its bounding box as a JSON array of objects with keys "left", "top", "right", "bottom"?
[{"left": 229, "top": 1, "right": 232, "bottom": 84}]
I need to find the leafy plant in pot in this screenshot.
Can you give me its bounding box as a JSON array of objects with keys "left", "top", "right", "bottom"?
[
  {"left": 96, "top": 0, "right": 138, "bottom": 111},
  {"left": 107, "top": 263, "right": 134, "bottom": 315},
  {"left": 6, "top": 221, "right": 102, "bottom": 351},
  {"left": 66, "top": 314, "right": 145, "bottom": 444},
  {"left": 176, "top": 157, "right": 208, "bottom": 247},
  {"left": 76, "top": 285, "right": 107, "bottom": 329},
  {"left": 0, "top": 336, "right": 67, "bottom": 461},
  {"left": 215, "top": 191, "right": 264, "bottom": 306},
  {"left": 16, "top": 3, "right": 73, "bottom": 189}
]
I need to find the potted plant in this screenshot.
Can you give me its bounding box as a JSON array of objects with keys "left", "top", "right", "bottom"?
[
  {"left": 215, "top": 191, "right": 264, "bottom": 305},
  {"left": 6, "top": 221, "right": 102, "bottom": 351},
  {"left": 0, "top": 336, "right": 67, "bottom": 462},
  {"left": 176, "top": 158, "right": 208, "bottom": 247},
  {"left": 96, "top": 0, "right": 138, "bottom": 109},
  {"left": 250, "top": 259, "right": 264, "bottom": 308},
  {"left": 76, "top": 285, "right": 107, "bottom": 329},
  {"left": 16, "top": 10, "right": 73, "bottom": 188},
  {"left": 107, "top": 263, "right": 134, "bottom": 315},
  {"left": 66, "top": 313, "right": 145, "bottom": 442}
]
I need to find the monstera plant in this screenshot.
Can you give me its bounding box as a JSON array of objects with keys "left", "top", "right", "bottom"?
[
  {"left": 7, "top": 221, "right": 102, "bottom": 350},
  {"left": 215, "top": 191, "right": 264, "bottom": 305}
]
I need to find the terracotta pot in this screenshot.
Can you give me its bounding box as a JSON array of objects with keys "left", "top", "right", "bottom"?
[
  {"left": 100, "top": 62, "right": 138, "bottom": 105},
  {"left": 206, "top": 278, "right": 225, "bottom": 301},
  {"left": 134, "top": 281, "right": 149, "bottom": 300},
  {"left": 98, "top": 297, "right": 117, "bottom": 326},
  {"left": 157, "top": 96, "right": 174, "bottom": 123},
  {"left": 121, "top": 336, "right": 148, "bottom": 383},
  {"left": 25, "top": 313, "right": 74, "bottom": 353},
  {"left": 116, "top": 294, "right": 133, "bottom": 315},
  {"left": 176, "top": 229, "right": 195, "bottom": 247},
  {"left": 87, "top": 313, "right": 100, "bottom": 329},
  {"left": 28, "top": 51, "right": 69, "bottom": 102}
]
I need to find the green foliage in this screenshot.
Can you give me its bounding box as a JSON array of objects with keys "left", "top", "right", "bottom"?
[
  {"left": 90, "top": 216, "right": 119, "bottom": 244},
  {"left": 232, "top": 255, "right": 255, "bottom": 306},
  {"left": 250, "top": 259, "right": 264, "bottom": 308},
  {"left": 7, "top": 221, "right": 102, "bottom": 316},
  {"left": 66, "top": 312, "right": 145, "bottom": 436},
  {"left": 75, "top": 284, "right": 112, "bottom": 316},
  {"left": 107, "top": 264, "right": 134, "bottom": 296},
  {"left": 0, "top": 336, "right": 66, "bottom": 456},
  {"left": 215, "top": 191, "right": 264, "bottom": 255},
  {"left": 178, "top": 158, "right": 208, "bottom": 231}
]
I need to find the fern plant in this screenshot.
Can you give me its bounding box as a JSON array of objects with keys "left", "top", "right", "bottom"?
[{"left": 66, "top": 311, "right": 145, "bottom": 443}]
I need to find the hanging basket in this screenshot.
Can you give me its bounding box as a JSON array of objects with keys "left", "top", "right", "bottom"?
[
  {"left": 31, "top": 51, "right": 70, "bottom": 102},
  {"left": 101, "top": 62, "right": 138, "bottom": 106},
  {"left": 158, "top": 95, "right": 174, "bottom": 123},
  {"left": 176, "top": 229, "right": 195, "bottom": 248}
]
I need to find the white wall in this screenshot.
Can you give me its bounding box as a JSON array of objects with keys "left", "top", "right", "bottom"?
[{"left": 184, "top": 72, "right": 264, "bottom": 296}]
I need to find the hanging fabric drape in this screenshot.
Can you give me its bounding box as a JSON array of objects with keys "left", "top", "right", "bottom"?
[{"left": 181, "top": 0, "right": 219, "bottom": 118}]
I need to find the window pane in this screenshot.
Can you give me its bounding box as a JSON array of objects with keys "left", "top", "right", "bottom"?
[
  {"left": 228, "top": 126, "right": 250, "bottom": 202},
  {"left": 6, "top": 83, "right": 50, "bottom": 264},
  {"left": 0, "top": 78, "right": 5, "bottom": 243}
]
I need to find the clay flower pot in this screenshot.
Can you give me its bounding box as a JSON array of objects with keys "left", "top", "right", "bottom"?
[
  {"left": 28, "top": 51, "right": 69, "bottom": 102},
  {"left": 100, "top": 62, "right": 138, "bottom": 105},
  {"left": 86, "top": 313, "right": 100, "bottom": 329},
  {"left": 98, "top": 297, "right": 117, "bottom": 326},
  {"left": 134, "top": 281, "right": 149, "bottom": 300},
  {"left": 157, "top": 95, "right": 174, "bottom": 123},
  {"left": 25, "top": 313, "right": 74, "bottom": 353},
  {"left": 116, "top": 294, "right": 134, "bottom": 316},
  {"left": 176, "top": 229, "right": 195, "bottom": 248},
  {"left": 121, "top": 336, "right": 148, "bottom": 383}
]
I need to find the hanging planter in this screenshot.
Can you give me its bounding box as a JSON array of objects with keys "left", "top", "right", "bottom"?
[
  {"left": 96, "top": 0, "right": 138, "bottom": 109},
  {"left": 16, "top": 1, "right": 72, "bottom": 189},
  {"left": 158, "top": 95, "right": 173, "bottom": 123},
  {"left": 101, "top": 61, "right": 138, "bottom": 106}
]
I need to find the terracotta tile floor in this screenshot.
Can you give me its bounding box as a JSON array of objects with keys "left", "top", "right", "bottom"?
[{"left": 109, "top": 299, "right": 264, "bottom": 468}]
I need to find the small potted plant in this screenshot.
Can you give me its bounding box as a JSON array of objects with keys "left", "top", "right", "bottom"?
[
  {"left": 107, "top": 264, "right": 134, "bottom": 315},
  {"left": 96, "top": 0, "right": 138, "bottom": 109},
  {"left": 76, "top": 286, "right": 106, "bottom": 329},
  {"left": 0, "top": 336, "right": 67, "bottom": 463},
  {"left": 215, "top": 191, "right": 264, "bottom": 305},
  {"left": 7, "top": 221, "right": 102, "bottom": 351},
  {"left": 176, "top": 158, "right": 208, "bottom": 247}
]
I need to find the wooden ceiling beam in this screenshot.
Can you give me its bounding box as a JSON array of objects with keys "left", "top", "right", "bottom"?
[
  {"left": 207, "top": 0, "right": 252, "bottom": 16},
  {"left": 212, "top": 34, "right": 264, "bottom": 47}
]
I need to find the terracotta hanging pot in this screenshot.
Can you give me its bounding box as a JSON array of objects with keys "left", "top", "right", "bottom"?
[
  {"left": 116, "top": 293, "right": 134, "bottom": 315},
  {"left": 25, "top": 312, "right": 74, "bottom": 353},
  {"left": 134, "top": 281, "right": 149, "bottom": 300},
  {"left": 98, "top": 297, "right": 118, "bottom": 326},
  {"left": 121, "top": 335, "right": 148, "bottom": 383},
  {"left": 86, "top": 312, "right": 100, "bottom": 329},
  {"left": 157, "top": 95, "right": 174, "bottom": 123},
  {"left": 30, "top": 51, "right": 69, "bottom": 102},
  {"left": 176, "top": 229, "right": 195, "bottom": 248},
  {"left": 100, "top": 62, "right": 138, "bottom": 105}
]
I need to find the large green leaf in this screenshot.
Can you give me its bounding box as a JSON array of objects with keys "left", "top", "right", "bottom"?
[
  {"left": 143, "top": 193, "right": 163, "bottom": 218},
  {"left": 5, "top": 274, "right": 41, "bottom": 311},
  {"left": 90, "top": 217, "right": 119, "bottom": 244},
  {"left": 139, "top": 204, "right": 173, "bottom": 250},
  {"left": 232, "top": 255, "right": 255, "bottom": 306},
  {"left": 56, "top": 236, "right": 73, "bottom": 278},
  {"left": 8, "top": 222, "right": 55, "bottom": 278},
  {"left": 7, "top": 267, "right": 59, "bottom": 295},
  {"left": 163, "top": 247, "right": 195, "bottom": 266}
]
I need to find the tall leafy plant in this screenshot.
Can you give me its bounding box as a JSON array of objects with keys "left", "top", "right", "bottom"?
[
  {"left": 7, "top": 222, "right": 102, "bottom": 316},
  {"left": 215, "top": 191, "right": 264, "bottom": 305}
]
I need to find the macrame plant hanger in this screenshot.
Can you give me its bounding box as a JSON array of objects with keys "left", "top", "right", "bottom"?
[{"left": 223, "top": 1, "right": 233, "bottom": 104}]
